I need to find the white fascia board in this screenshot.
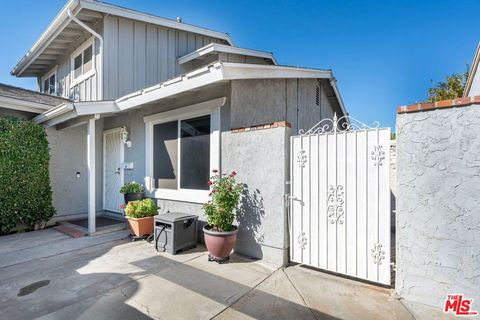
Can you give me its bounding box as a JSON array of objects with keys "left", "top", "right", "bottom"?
[
  {"left": 33, "top": 102, "right": 75, "bottom": 125},
  {"left": 74, "top": 101, "right": 119, "bottom": 115},
  {"left": 79, "top": 0, "right": 233, "bottom": 45},
  {"left": 464, "top": 42, "right": 480, "bottom": 97},
  {"left": 329, "top": 77, "right": 348, "bottom": 118},
  {"left": 11, "top": 0, "right": 81, "bottom": 76},
  {"left": 178, "top": 43, "right": 276, "bottom": 65},
  {"left": 0, "top": 96, "right": 53, "bottom": 114},
  {"left": 221, "top": 62, "right": 332, "bottom": 80},
  {"left": 115, "top": 63, "right": 224, "bottom": 111},
  {"left": 42, "top": 110, "right": 79, "bottom": 128}
]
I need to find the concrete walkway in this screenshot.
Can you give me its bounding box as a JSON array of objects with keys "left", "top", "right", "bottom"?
[{"left": 0, "top": 229, "right": 452, "bottom": 320}]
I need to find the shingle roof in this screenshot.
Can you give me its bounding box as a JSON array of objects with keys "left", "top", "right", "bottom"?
[{"left": 0, "top": 83, "right": 70, "bottom": 107}]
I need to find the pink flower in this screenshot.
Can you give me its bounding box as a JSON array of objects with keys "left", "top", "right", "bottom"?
[
  {"left": 207, "top": 181, "right": 212, "bottom": 186},
  {"left": 212, "top": 169, "right": 218, "bottom": 173},
  {"left": 119, "top": 203, "right": 126, "bottom": 209},
  {"left": 212, "top": 189, "right": 216, "bottom": 193},
  {"left": 231, "top": 171, "right": 237, "bottom": 176}
]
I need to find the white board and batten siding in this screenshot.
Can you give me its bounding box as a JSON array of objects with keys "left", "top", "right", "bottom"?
[
  {"left": 290, "top": 123, "right": 391, "bottom": 286},
  {"left": 103, "top": 16, "right": 226, "bottom": 100}
]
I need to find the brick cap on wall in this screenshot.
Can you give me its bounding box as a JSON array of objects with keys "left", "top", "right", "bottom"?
[
  {"left": 397, "top": 96, "right": 480, "bottom": 114},
  {"left": 231, "top": 121, "right": 291, "bottom": 133}
]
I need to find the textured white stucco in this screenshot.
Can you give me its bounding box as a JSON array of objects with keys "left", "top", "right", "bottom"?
[{"left": 395, "top": 105, "right": 480, "bottom": 307}]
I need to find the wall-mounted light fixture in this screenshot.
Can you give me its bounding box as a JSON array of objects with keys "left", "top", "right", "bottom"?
[
  {"left": 120, "top": 126, "right": 132, "bottom": 148},
  {"left": 76, "top": 172, "right": 81, "bottom": 178}
]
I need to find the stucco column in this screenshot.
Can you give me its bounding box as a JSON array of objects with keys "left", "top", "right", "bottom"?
[{"left": 87, "top": 115, "right": 98, "bottom": 234}]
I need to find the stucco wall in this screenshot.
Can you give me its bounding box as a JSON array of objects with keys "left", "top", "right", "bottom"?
[
  {"left": 395, "top": 105, "right": 480, "bottom": 307},
  {"left": 222, "top": 127, "right": 290, "bottom": 267},
  {"left": 47, "top": 118, "right": 104, "bottom": 218},
  {"left": 231, "top": 78, "right": 337, "bottom": 134}
]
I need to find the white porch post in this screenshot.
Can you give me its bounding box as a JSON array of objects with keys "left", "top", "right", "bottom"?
[{"left": 87, "top": 115, "right": 98, "bottom": 234}]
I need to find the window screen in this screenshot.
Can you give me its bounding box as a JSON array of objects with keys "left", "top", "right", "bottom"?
[
  {"left": 48, "top": 74, "right": 55, "bottom": 94},
  {"left": 74, "top": 54, "right": 82, "bottom": 79},
  {"left": 180, "top": 115, "right": 210, "bottom": 190},
  {"left": 153, "top": 121, "right": 178, "bottom": 189},
  {"left": 83, "top": 45, "right": 93, "bottom": 73}
]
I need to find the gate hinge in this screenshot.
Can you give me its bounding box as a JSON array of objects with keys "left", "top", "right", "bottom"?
[{"left": 390, "top": 262, "right": 396, "bottom": 272}]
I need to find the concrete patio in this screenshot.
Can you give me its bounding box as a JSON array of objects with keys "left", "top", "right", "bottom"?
[{"left": 0, "top": 229, "right": 452, "bottom": 320}]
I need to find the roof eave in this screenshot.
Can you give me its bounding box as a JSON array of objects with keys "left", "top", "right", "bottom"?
[
  {"left": 178, "top": 43, "right": 277, "bottom": 65},
  {"left": 0, "top": 95, "right": 54, "bottom": 114},
  {"left": 11, "top": 0, "right": 81, "bottom": 77},
  {"left": 12, "top": 0, "right": 234, "bottom": 77},
  {"left": 79, "top": 0, "right": 233, "bottom": 45}
]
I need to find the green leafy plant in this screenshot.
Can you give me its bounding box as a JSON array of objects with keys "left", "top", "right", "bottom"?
[
  {"left": 124, "top": 198, "right": 158, "bottom": 219},
  {"left": 120, "top": 181, "right": 144, "bottom": 194},
  {"left": 427, "top": 71, "right": 469, "bottom": 102},
  {"left": 203, "top": 170, "right": 243, "bottom": 232},
  {"left": 0, "top": 117, "right": 55, "bottom": 234}
]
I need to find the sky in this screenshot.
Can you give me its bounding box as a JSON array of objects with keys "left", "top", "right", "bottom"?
[{"left": 0, "top": 0, "right": 479, "bottom": 130}]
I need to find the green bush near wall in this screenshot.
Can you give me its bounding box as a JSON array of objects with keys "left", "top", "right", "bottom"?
[{"left": 0, "top": 117, "right": 55, "bottom": 234}]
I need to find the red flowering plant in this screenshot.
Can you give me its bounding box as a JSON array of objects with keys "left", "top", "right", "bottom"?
[{"left": 203, "top": 170, "right": 243, "bottom": 232}]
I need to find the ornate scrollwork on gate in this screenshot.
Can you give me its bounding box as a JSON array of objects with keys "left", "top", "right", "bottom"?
[
  {"left": 371, "top": 145, "right": 385, "bottom": 166},
  {"left": 297, "top": 231, "right": 307, "bottom": 250},
  {"left": 371, "top": 242, "right": 385, "bottom": 265},
  {"left": 298, "top": 113, "right": 380, "bottom": 135},
  {"left": 297, "top": 150, "right": 307, "bottom": 168},
  {"left": 327, "top": 185, "right": 345, "bottom": 224}
]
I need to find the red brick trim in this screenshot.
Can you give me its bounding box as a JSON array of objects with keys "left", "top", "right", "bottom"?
[
  {"left": 54, "top": 225, "right": 86, "bottom": 238},
  {"left": 231, "top": 121, "right": 291, "bottom": 133},
  {"left": 397, "top": 95, "right": 480, "bottom": 114}
]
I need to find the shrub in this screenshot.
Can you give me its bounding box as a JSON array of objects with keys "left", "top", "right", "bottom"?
[
  {"left": 125, "top": 198, "right": 158, "bottom": 218},
  {"left": 0, "top": 117, "right": 55, "bottom": 234},
  {"left": 120, "top": 181, "right": 144, "bottom": 194},
  {"left": 203, "top": 170, "right": 243, "bottom": 232}
]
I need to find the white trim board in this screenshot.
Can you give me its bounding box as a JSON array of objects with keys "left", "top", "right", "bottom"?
[
  {"left": 144, "top": 97, "right": 225, "bottom": 203},
  {"left": 0, "top": 96, "right": 55, "bottom": 114},
  {"left": 70, "top": 36, "right": 96, "bottom": 88},
  {"left": 178, "top": 43, "right": 277, "bottom": 65}
]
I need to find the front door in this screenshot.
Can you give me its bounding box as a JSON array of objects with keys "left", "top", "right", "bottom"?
[{"left": 103, "top": 128, "right": 124, "bottom": 213}]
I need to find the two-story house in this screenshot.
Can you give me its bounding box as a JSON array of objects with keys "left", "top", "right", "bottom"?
[{"left": 2, "top": 0, "right": 347, "bottom": 267}]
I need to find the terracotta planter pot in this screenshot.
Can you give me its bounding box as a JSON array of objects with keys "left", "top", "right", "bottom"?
[
  {"left": 203, "top": 225, "right": 238, "bottom": 262},
  {"left": 124, "top": 192, "right": 144, "bottom": 205},
  {"left": 127, "top": 216, "right": 154, "bottom": 237}
]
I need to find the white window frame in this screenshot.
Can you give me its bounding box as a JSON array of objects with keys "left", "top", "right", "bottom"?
[
  {"left": 70, "top": 37, "right": 96, "bottom": 88},
  {"left": 143, "top": 97, "right": 226, "bottom": 203},
  {"left": 41, "top": 66, "right": 57, "bottom": 95}
]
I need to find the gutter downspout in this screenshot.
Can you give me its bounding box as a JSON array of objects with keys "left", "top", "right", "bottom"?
[{"left": 67, "top": 9, "right": 103, "bottom": 100}]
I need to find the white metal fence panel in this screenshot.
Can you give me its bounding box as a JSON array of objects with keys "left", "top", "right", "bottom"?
[{"left": 290, "top": 116, "right": 391, "bottom": 285}]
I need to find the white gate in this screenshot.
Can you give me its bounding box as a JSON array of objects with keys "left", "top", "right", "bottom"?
[{"left": 290, "top": 114, "right": 391, "bottom": 285}]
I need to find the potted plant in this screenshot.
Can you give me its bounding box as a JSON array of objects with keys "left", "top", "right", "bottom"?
[
  {"left": 123, "top": 198, "right": 158, "bottom": 237},
  {"left": 203, "top": 170, "right": 243, "bottom": 262},
  {"left": 120, "top": 181, "right": 144, "bottom": 204}
]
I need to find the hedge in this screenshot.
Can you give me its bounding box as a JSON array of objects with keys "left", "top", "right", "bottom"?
[{"left": 0, "top": 117, "right": 55, "bottom": 234}]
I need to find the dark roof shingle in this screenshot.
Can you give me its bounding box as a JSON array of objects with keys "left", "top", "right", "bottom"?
[{"left": 0, "top": 83, "right": 70, "bottom": 107}]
